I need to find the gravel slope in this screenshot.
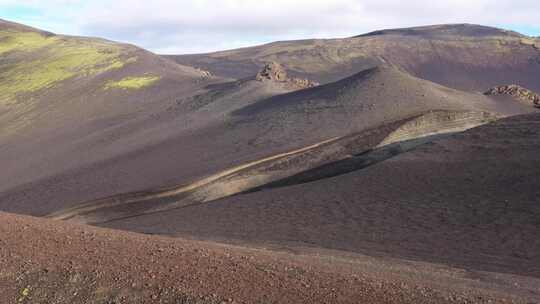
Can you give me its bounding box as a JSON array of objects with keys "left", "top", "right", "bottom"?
[{"left": 1, "top": 212, "right": 536, "bottom": 303}]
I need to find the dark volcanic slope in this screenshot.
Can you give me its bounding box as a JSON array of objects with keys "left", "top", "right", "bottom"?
[
  {"left": 0, "top": 21, "right": 534, "bottom": 218},
  {"left": 167, "top": 24, "right": 540, "bottom": 92},
  {"left": 2, "top": 65, "right": 530, "bottom": 217},
  {"left": 229, "top": 65, "right": 526, "bottom": 138},
  {"left": 357, "top": 24, "right": 523, "bottom": 38},
  {"left": 0, "top": 19, "right": 225, "bottom": 194},
  {"left": 102, "top": 113, "right": 540, "bottom": 279}
]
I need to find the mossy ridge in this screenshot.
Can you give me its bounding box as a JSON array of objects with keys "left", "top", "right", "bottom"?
[
  {"left": 0, "top": 30, "right": 58, "bottom": 55},
  {"left": 105, "top": 75, "right": 161, "bottom": 90},
  {"left": 0, "top": 31, "right": 138, "bottom": 103}
]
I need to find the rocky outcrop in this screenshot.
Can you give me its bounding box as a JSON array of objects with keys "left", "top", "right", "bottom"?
[
  {"left": 484, "top": 85, "right": 540, "bottom": 108},
  {"left": 255, "top": 62, "right": 288, "bottom": 82},
  {"left": 520, "top": 38, "right": 540, "bottom": 50},
  {"left": 255, "top": 62, "right": 319, "bottom": 89},
  {"left": 377, "top": 111, "right": 497, "bottom": 147},
  {"left": 195, "top": 68, "right": 212, "bottom": 82}
]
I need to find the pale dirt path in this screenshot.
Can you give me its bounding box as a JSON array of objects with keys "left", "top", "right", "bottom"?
[{"left": 46, "top": 137, "right": 342, "bottom": 222}]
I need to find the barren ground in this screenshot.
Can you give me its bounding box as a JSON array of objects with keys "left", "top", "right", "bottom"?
[{"left": 1, "top": 212, "right": 538, "bottom": 304}]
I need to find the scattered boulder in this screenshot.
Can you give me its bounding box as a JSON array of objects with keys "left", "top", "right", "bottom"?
[
  {"left": 484, "top": 84, "right": 540, "bottom": 108},
  {"left": 290, "top": 77, "right": 319, "bottom": 89},
  {"left": 255, "top": 62, "right": 319, "bottom": 89},
  {"left": 199, "top": 70, "right": 212, "bottom": 78},
  {"left": 255, "top": 62, "right": 288, "bottom": 82},
  {"left": 195, "top": 68, "right": 212, "bottom": 82}
]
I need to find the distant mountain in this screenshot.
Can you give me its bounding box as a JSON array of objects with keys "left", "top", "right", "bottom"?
[
  {"left": 355, "top": 23, "right": 524, "bottom": 38},
  {"left": 167, "top": 24, "right": 540, "bottom": 92}
]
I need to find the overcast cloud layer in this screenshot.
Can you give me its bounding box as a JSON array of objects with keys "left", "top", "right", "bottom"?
[{"left": 1, "top": 0, "right": 539, "bottom": 54}]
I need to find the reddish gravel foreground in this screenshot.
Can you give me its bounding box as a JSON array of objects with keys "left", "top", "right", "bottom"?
[{"left": 0, "top": 212, "right": 536, "bottom": 304}]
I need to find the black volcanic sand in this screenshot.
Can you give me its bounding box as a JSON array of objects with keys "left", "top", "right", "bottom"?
[
  {"left": 102, "top": 113, "right": 540, "bottom": 280},
  {"left": 1, "top": 66, "right": 532, "bottom": 217}
]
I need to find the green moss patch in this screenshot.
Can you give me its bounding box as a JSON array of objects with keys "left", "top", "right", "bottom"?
[
  {"left": 0, "top": 30, "right": 58, "bottom": 55},
  {"left": 0, "top": 30, "right": 138, "bottom": 103},
  {"left": 105, "top": 76, "right": 160, "bottom": 90}
]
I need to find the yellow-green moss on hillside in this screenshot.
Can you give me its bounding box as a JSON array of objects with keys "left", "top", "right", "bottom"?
[
  {"left": 0, "top": 30, "right": 58, "bottom": 55},
  {"left": 0, "top": 30, "right": 137, "bottom": 103},
  {"left": 105, "top": 76, "right": 160, "bottom": 90}
]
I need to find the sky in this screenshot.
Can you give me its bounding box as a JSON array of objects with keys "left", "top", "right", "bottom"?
[{"left": 1, "top": 0, "right": 539, "bottom": 54}]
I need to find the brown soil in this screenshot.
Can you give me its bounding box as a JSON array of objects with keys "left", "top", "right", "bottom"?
[{"left": 0, "top": 212, "right": 534, "bottom": 304}]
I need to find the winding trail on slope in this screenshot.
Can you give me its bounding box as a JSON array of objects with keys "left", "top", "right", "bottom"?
[
  {"left": 46, "top": 136, "right": 342, "bottom": 221},
  {"left": 47, "top": 110, "right": 497, "bottom": 225}
]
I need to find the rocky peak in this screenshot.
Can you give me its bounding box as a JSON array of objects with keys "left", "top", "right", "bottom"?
[
  {"left": 255, "top": 62, "right": 319, "bottom": 89},
  {"left": 484, "top": 84, "right": 540, "bottom": 108}
]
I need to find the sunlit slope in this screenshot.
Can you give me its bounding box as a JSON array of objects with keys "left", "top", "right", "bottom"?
[
  {"left": 0, "top": 19, "right": 211, "bottom": 192},
  {"left": 0, "top": 19, "right": 207, "bottom": 137},
  {"left": 0, "top": 29, "right": 136, "bottom": 103}
]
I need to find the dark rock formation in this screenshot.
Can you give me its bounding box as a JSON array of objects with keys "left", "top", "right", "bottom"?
[
  {"left": 255, "top": 62, "right": 319, "bottom": 89},
  {"left": 520, "top": 38, "right": 540, "bottom": 49},
  {"left": 255, "top": 62, "right": 288, "bottom": 82},
  {"left": 485, "top": 84, "right": 540, "bottom": 107}
]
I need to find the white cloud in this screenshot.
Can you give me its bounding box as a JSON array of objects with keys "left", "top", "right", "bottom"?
[{"left": 1, "top": 0, "right": 540, "bottom": 54}]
